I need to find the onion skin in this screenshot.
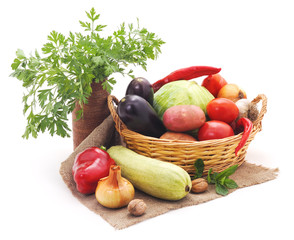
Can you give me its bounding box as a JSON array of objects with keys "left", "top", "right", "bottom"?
[
  {"left": 95, "top": 165, "right": 135, "bottom": 209},
  {"left": 217, "top": 84, "right": 247, "bottom": 102}
]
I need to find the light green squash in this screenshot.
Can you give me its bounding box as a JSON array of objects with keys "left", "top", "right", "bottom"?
[{"left": 107, "top": 146, "right": 192, "bottom": 201}]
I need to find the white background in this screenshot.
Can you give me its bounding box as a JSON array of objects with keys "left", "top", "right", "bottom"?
[{"left": 1, "top": 0, "right": 293, "bottom": 239}]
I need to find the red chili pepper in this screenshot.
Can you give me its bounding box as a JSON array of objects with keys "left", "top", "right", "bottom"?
[
  {"left": 72, "top": 147, "right": 115, "bottom": 194},
  {"left": 152, "top": 66, "right": 221, "bottom": 93},
  {"left": 235, "top": 118, "right": 253, "bottom": 156}
]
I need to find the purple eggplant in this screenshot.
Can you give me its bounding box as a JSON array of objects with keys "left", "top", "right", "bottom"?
[
  {"left": 117, "top": 95, "right": 165, "bottom": 138},
  {"left": 126, "top": 77, "right": 154, "bottom": 105}
]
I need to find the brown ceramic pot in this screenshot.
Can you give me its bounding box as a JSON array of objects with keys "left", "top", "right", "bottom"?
[{"left": 72, "top": 81, "right": 110, "bottom": 149}]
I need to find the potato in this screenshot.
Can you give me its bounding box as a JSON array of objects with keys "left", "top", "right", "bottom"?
[
  {"left": 160, "top": 132, "right": 197, "bottom": 141},
  {"left": 163, "top": 105, "right": 206, "bottom": 132}
]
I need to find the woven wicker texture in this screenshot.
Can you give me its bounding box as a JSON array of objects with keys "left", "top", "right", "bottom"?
[{"left": 108, "top": 94, "right": 267, "bottom": 176}]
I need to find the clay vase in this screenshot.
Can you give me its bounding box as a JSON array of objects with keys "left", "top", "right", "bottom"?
[{"left": 72, "top": 81, "right": 110, "bottom": 149}]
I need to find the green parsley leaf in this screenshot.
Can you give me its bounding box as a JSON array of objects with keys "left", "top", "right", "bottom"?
[
  {"left": 16, "top": 49, "right": 26, "bottom": 59},
  {"left": 79, "top": 21, "right": 91, "bottom": 31}
]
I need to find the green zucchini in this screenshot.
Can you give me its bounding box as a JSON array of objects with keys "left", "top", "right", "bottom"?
[{"left": 107, "top": 146, "right": 192, "bottom": 201}]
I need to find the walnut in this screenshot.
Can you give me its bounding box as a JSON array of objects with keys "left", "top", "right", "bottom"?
[
  {"left": 191, "top": 178, "right": 208, "bottom": 193},
  {"left": 127, "top": 199, "right": 147, "bottom": 216}
]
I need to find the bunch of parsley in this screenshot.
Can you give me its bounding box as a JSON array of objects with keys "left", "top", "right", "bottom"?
[{"left": 10, "top": 8, "right": 165, "bottom": 139}]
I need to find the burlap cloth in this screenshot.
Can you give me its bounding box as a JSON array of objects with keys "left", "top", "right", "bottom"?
[{"left": 59, "top": 115, "right": 279, "bottom": 230}]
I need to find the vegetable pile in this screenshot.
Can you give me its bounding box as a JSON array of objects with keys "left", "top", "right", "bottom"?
[
  {"left": 10, "top": 6, "right": 263, "bottom": 217},
  {"left": 117, "top": 66, "right": 259, "bottom": 156},
  {"left": 70, "top": 65, "right": 261, "bottom": 216},
  {"left": 72, "top": 144, "right": 192, "bottom": 213}
]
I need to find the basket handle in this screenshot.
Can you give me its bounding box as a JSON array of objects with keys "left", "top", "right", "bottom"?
[
  {"left": 251, "top": 94, "right": 267, "bottom": 127},
  {"left": 107, "top": 95, "right": 128, "bottom": 134},
  {"left": 109, "top": 95, "right": 119, "bottom": 106}
]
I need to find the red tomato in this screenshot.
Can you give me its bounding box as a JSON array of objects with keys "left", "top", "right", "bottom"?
[
  {"left": 198, "top": 120, "right": 234, "bottom": 141},
  {"left": 206, "top": 98, "right": 239, "bottom": 123},
  {"left": 201, "top": 74, "right": 228, "bottom": 97}
]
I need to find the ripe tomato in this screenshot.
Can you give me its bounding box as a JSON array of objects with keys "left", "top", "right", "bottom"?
[
  {"left": 206, "top": 98, "right": 239, "bottom": 123},
  {"left": 198, "top": 120, "right": 234, "bottom": 141},
  {"left": 201, "top": 74, "right": 228, "bottom": 97}
]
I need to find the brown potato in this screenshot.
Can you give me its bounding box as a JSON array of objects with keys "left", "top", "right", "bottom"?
[
  {"left": 160, "top": 132, "right": 197, "bottom": 141},
  {"left": 163, "top": 105, "right": 206, "bottom": 132}
]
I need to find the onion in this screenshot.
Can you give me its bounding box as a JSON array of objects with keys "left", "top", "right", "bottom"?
[
  {"left": 95, "top": 165, "right": 135, "bottom": 208},
  {"left": 217, "top": 84, "right": 247, "bottom": 102}
]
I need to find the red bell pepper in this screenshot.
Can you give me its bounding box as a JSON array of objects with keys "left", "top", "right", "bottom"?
[{"left": 72, "top": 147, "right": 115, "bottom": 194}]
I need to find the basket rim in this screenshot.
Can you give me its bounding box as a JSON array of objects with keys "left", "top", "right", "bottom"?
[
  {"left": 120, "top": 127, "right": 255, "bottom": 147},
  {"left": 107, "top": 93, "right": 267, "bottom": 146}
]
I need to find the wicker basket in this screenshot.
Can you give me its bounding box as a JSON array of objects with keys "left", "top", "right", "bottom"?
[{"left": 108, "top": 94, "right": 267, "bottom": 176}]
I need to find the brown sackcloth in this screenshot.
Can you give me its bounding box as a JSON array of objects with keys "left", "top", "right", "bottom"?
[{"left": 59, "top": 115, "right": 279, "bottom": 230}]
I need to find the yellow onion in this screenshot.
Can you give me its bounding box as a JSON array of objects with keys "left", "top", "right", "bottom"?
[
  {"left": 95, "top": 165, "right": 135, "bottom": 208},
  {"left": 217, "top": 83, "right": 247, "bottom": 102}
]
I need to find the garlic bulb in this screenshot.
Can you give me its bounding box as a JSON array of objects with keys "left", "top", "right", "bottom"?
[
  {"left": 235, "top": 99, "right": 259, "bottom": 122},
  {"left": 95, "top": 165, "right": 135, "bottom": 208}
]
